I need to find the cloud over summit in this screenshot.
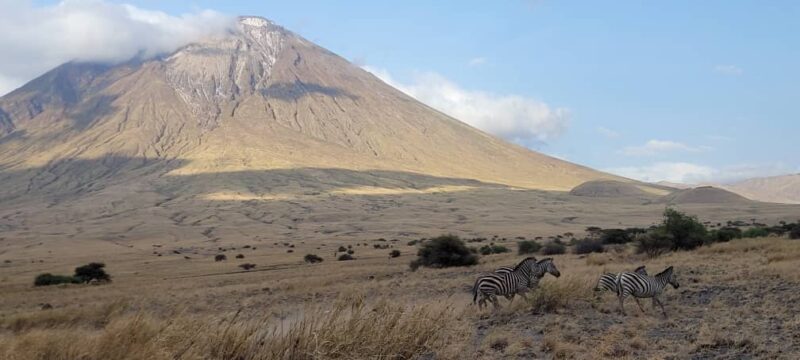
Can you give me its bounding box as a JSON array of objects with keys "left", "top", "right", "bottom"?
[{"left": 0, "top": 0, "right": 233, "bottom": 95}]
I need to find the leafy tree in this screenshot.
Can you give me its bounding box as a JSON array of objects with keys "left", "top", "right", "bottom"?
[
  {"left": 74, "top": 262, "right": 110, "bottom": 283},
  {"left": 662, "top": 208, "right": 708, "bottom": 250}
]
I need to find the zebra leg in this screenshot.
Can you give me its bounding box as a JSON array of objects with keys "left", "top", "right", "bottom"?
[
  {"left": 506, "top": 293, "right": 515, "bottom": 304},
  {"left": 634, "top": 298, "right": 646, "bottom": 313},
  {"left": 618, "top": 293, "right": 627, "bottom": 316},
  {"left": 654, "top": 296, "right": 667, "bottom": 318},
  {"left": 490, "top": 295, "right": 502, "bottom": 309}
]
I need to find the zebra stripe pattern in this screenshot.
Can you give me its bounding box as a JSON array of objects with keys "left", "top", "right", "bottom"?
[
  {"left": 616, "top": 266, "right": 679, "bottom": 318},
  {"left": 594, "top": 265, "right": 647, "bottom": 292},
  {"left": 472, "top": 257, "right": 561, "bottom": 309}
]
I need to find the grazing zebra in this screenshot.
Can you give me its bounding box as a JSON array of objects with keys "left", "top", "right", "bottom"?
[
  {"left": 472, "top": 257, "right": 561, "bottom": 309},
  {"left": 594, "top": 265, "right": 647, "bottom": 292},
  {"left": 616, "top": 266, "right": 679, "bottom": 318}
]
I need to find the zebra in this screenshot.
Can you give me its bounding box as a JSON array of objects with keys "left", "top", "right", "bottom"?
[
  {"left": 594, "top": 265, "right": 647, "bottom": 292},
  {"left": 616, "top": 266, "right": 679, "bottom": 318},
  {"left": 469, "top": 257, "right": 538, "bottom": 304},
  {"left": 472, "top": 257, "right": 561, "bottom": 309}
]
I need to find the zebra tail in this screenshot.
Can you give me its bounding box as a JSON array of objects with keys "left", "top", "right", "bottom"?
[{"left": 472, "top": 280, "right": 478, "bottom": 304}]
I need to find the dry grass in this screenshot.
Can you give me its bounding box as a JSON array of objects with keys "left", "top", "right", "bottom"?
[
  {"left": 2, "top": 237, "right": 800, "bottom": 358},
  {"left": 0, "top": 295, "right": 467, "bottom": 360}
]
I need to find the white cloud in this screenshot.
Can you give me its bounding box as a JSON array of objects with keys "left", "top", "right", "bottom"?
[
  {"left": 468, "top": 57, "right": 487, "bottom": 67},
  {"left": 713, "top": 64, "right": 743, "bottom": 76},
  {"left": 620, "top": 139, "right": 710, "bottom": 157},
  {"left": 596, "top": 126, "right": 620, "bottom": 138},
  {"left": 606, "top": 162, "right": 795, "bottom": 184},
  {"left": 363, "top": 66, "right": 568, "bottom": 144},
  {"left": 0, "top": 0, "right": 233, "bottom": 95}
]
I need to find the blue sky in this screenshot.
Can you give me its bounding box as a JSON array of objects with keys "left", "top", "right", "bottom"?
[{"left": 13, "top": 1, "right": 800, "bottom": 183}]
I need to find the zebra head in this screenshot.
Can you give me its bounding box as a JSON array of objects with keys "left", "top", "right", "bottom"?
[
  {"left": 634, "top": 265, "right": 647, "bottom": 275},
  {"left": 537, "top": 258, "right": 561, "bottom": 277},
  {"left": 659, "top": 266, "right": 679, "bottom": 289}
]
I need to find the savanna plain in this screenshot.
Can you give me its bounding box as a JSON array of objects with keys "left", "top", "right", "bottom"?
[{"left": 2, "top": 213, "right": 799, "bottom": 359}]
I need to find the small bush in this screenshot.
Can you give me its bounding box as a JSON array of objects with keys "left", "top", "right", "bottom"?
[
  {"left": 214, "top": 254, "right": 227, "bottom": 262},
  {"left": 572, "top": 238, "right": 604, "bottom": 254},
  {"left": 407, "top": 240, "right": 419, "bottom": 246},
  {"left": 600, "top": 229, "right": 633, "bottom": 244},
  {"left": 540, "top": 242, "right": 566, "bottom": 255},
  {"left": 239, "top": 263, "right": 256, "bottom": 270},
  {"left": 34, "top": 273, "right": 79, "bottom": 286},
  {"left": 347, "top": 249, "right": 355, "bottom": 255},
  {"left": 338, "top": 254, "right": 355, "bottom": 261},
  {"left": 338, "top": 246, "right": 347, "bottom": 252},
  {"left": 409, "top": 234, "right": 478, "bottom": 271},
  {"left": 389, "top": 250, "right": 401, "bottom": 258},
  {"left": 742, "top": 227, "right": 769, "bottom": 238},
  {"left": 517, "top": 240, "right": 541, "bottom": 255},
  {"left": 235, "top": 254, "right": 245, "bottom": 259},
  {"left": 479, "top": 244, "right": 510, "bottom": 255},
  {"left": 635, "top": 230, "right": 674, "bottom": 257},
  {"left": 74, "top": 263, "right": 110, "bottom": 283},
  {"left": 790, "top": 225, "right": 800, "bottom": 239},
  {"left": 709, "top": 227, "right": 742, "bottom": 243},
  {"left": 304, "top": 254, "right": 324, "bottom": 264}
]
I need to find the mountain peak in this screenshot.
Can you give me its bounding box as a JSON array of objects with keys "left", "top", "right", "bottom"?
[{"left": 238, "top": 16, "right": 274, "bottom": 28}]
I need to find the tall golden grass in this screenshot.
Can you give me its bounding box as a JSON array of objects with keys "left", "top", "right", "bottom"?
[{"left": 0, "top": 295, "right": 468, "bottom": 360}]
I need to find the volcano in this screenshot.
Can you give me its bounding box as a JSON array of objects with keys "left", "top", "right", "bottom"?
[{"left": 0, "top": 17, "right": 635, "bottom": 251}]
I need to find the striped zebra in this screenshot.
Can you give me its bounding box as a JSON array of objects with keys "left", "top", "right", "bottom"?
[
  {"left": 494, "top": 257, "right": 562, "bottom": 303},
  {"left": 472, "top": 257, "right": 561, "bottom": 309},
  {"left": 616, "top": 266, "right": 679, "bottom": 318},
  {"left": 594, "top": 265, "right": 647, "bottom": 292}
]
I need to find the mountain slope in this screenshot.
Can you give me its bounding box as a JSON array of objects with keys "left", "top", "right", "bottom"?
[
  {"left": 0, "top": 16, "right": 618, "bottom": 196},
  {"left": 723, "top": 174, "right": 800, "bottom": 204}
]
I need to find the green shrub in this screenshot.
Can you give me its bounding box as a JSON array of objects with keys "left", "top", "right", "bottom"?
[
  {"left": 709, "top": 227, "right": 742, "bottom": 243},
  {"left": 635, "top": 229, "right": 674, "bottom": 257},
  {"left": 338, "top": 246, "right": 347, "bottom": 252},
  {"left": 742, "top": 227, "right": 769, "bottom": 238},
  {"left": 517, "top": 240, "right": 541, "bottom": 255},
  {"left": 239, "top": 263, "right": 256, "bottom": 270},
  {"left": 409, "top": 234, "right": 478, "bottom": 271},
  {"left": 304, "top": 254, "right": 324, "bottom": 263},
  {"left": 790, "top": 225, "right": 800, "bottom": 239},
  {"left": 389, "top": 250, "right": 401, "bottom": 258},
  {"left": 74, "top": 263, "right": 110, "bottom": 283},
  {"left": 214, "top": 254, "right": 227, "bottom": 262},
  {"left": 34, "top": 273, "right": 79, "bottom": 286},
  {"left": 338, "top": 254, "right": 355, "bottom": 261},
  {"left": 573, "top": 238, "right": 604, "bottom": 254},
  {"left": 479, "top": 244, "right": 510, "bottom": 255},
  {"left": 600, "top": 229, "right": 633, "bottom": 244},
  {"left": 540, "top": 242, "right": 566, "bottom": 255},
  {"left": 662, "top": 208, "right": 708, "bottom": 250}
]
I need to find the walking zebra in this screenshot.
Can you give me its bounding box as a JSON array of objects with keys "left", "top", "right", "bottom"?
[
  {"left": 616, "top": 266, "right": 679, "bottom": 318},
  {"left": 472, "top": 257, "right": 561, "bottom": 309},
  {"left": 594, "top": 265, "right": 647, "bottom": 292}
]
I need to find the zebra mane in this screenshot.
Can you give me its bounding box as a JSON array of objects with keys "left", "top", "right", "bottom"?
[
  {"left": 536, "top": 258, "right": 553, "bottom": 265},
  {"left": 655, "top": 266, "right": 674, "bottom": 278},
  {"left": 513, "top": 257, "right": 537, "bottom": 270}
]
